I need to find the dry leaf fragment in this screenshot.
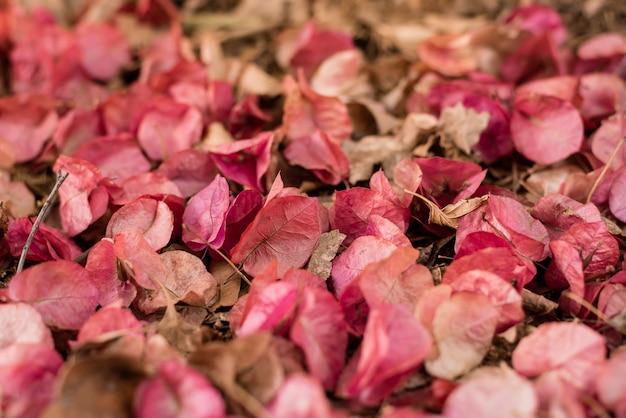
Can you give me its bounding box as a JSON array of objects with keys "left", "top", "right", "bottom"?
[
  {"left": 306, "top": 229, "right": 346, "bottom": 279},
  {"left": 438, "top": 102, "right": 490, "bottom": 155},
  {"left": 408, "top": 191, "right": 489, "bottom": 228}
]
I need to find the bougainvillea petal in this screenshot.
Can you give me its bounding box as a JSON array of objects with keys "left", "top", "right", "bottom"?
[
  {"left": 135, "top": 250, "right": 218, "bottom": 313},
  {"left": 231, "top": 195, "right": 323, "bottom": 277},
  {"left": 0, "top": 303, "right": 54, "bottom": 349},
  {"left": 268, "top": 373, "right": 335, "bottom": 418},
  {"left": 609, "top": 168, "right": 626, "bottom": 222},
  {"left": 7, "top": 217, "right": 82, "bottom": 263},
  {"left": 208, "top": 131, "right": 273, "bottom": 192},
  {"left": 136, "top": 97, "right": 203, "bottom": 161},
  {"left": 107, "top": 198, "right": 174, "bottom": 251},
  {"left": 54, "top": 155, "right": 109, "bottom": 236},
  {"left": 238, "top": 281, "right": 298, "bottom": 337},
  {"left": 330, "top": 236, "right": 398, "bottom": 298},
  {"left": 455, "top": 195, "right": 549, "bottom": 262},
  {"left": 76, "top": 23, "right": 130, "bottom": 81},
  {"left": 336, "top": 303, "right": 432, "bottom": 406},
  {"left": 416, "top": 157, "right": 486, "bottom": 207},
  {"left": 417, "top": 33, "right": 478, "bottom": 77},
  {"left": 446, "top": 270, "right": 524, "bottom": 333},
  {"left": 0, "top": 343, "right": 63, "bottom": 418},
  {"left": 284, "top": 130, "right": 350, "bottom": 185},
  {"left": 512, "top": 321, "right": 606, "bottom": 393},
  {"left": 86, "top": 239, "right": 137, "bottom": 307},
  {"left": 0, "top": 94, "right": 58, "bottom": 163},
  {"left": 596, "top": 347, "right": 626, "bottom": 413},
  {"left": 290, "top": 287, "right": 348, "bottom": 390},
  {"left": 425, "top": 293, "right": 498, "bottom": 380},
  {"left": 511, "top": 94, "right": 584, "bottom": 165},
  {"left": 74, "top": 302, "right": 143, "bottom": 346},
  {"left": 7, "top": 260, "right": 99, "bottom": 329},
  {"left": 155, "top": 149, "right": 217, "bottom": 197},
  {"left": 329, "top": 187, "right": 408, "bottom": 245},
  {"left": 113, "top": 230, "right": 168, "bottom": 290},
  {"left": 442, "top": 365, "right": 538, "bottom": 418},
  {"left": 134, "top": 358, "right": 225, "bottom": 418},
  {"left": 182, "top": 174, "right": 229, "bottom": 251}
]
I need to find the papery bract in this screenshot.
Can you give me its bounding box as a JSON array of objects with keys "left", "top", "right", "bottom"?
[
  {"left": 231, "top": 195, "right": 323, "bottom": 277},
  {"left": 441, "top": 235, "right": 537, "bottom": 291},
  {"left": 558, "top": 221, "right": 619, "bottom": 279},
  {"left": 208, "top": 131, "right": 273, "bottom": 192},
  {"left": 329, "top": 187, "right": 408, "bottom": 246},
  {"left": 268, "top": 373, "right": 336, "bottom": 418},
  {"left": 531, "top": 194, "right": 603, "bottom": 240},
  {"left": 533, "top": 371, "right": 587, "bottom": 418},
  {"left": 511, "top": 94, "right": 583, "bottom": 165},
  {"left": 590, "top": 113, "right": 626, "bottom": 169},
  {"left": 290, "top": 287, "right": 348, "bottom": 390},
  {"left": 609, "top": 168, "right": 626, "bottom": 222},
  {"left": 113, "top": 231, "right": 168, "bottom": 290},
  {"left": 7, "top": 217, "right": 82, "bottom": 262},
  {"left": 277, "top": 19, "right": 354, "bottom": 78},
  {"left": 182, "top": 174, "right": 229, "bottom": 251},
  {"left": 365, "top": 215, "right": 412, "bottom": 247},
  {"left": 442, "top": 364, "right": 538, "bottom": 418},
  {"left": 393, "top": 157, "right": 423, "bottom": 207},
  {"left": 228, "top": 95, "right": 272, "bottom": 139},
  {"left": 425, "top": 292, "right": 498, "bottom": 380},
  {"left": 336, "top": 303, "right": 432, "bottom": 406},
  {"left": 237, "top": 281, "right": 297, "bottom": 337},
  {"left": 512, "top": 321, "right": 606, "bottom": 393},
  {"left": 455, "top": 195, "right": 549, "bottom": 262},
  {"left": 310, "top": 49, "right": 363, "bottom": 97},
  {"left": 282, "top": 74, "right": 353, "bottom": 142},
  {"left": 134, "top": 358, "right": 225, "bottom": 418},
  {"left": 358, "top": 247, "right": 429, "bottom": 311},
  {"left": 0, "top": 94, "right": 58, "bottom": 163},
  {"left": 73, "top": 135, "right": 152, "bottom": 183},
  {"left": 86, "top": 239, "right": 137, "bottom": 307},
  {"left": 0, "top": 303, "right": 53, "bottom": 349},
  {"left": 7, "top": 260, "right": 99, "bottom": 329},
  {"left": 54, "top": 155, "right": 109, "bottom": 236},
  {"left": 330, "top": 236, "right": 398, "bottom": 298},
  {"left": 135, "top": 250, "right": 218, "bottom": 313},
  {"left": 445, "top": 270, "right": 524, "bottom": 332},
  {"left": 415, "top": 157, "right": 486, "bottom": 207},
  {"left": 136, "top": 97, "right": 203, "bottom": 161},
  {"left": 0, "top": 343, "right": 63, "bottom": 418},
  {"left": 107, "top": 198, "right": 174, "bottom": 251},
  {"left": 596, "top": 347, "right": 626, "bottom": 414},
  {"left": 284, "top": 130, "right": 350, "bottom": 185},
  {"left": 156, "top": 149, "right": 217, "bottom": 197},
  {"left": 417, "top": 33, "right": 478, "bottom": 77},
  {"left": 110, "top": 172, "right": 183, "bottom": 206},
  {"left": 578, "top": 73, "right": 626, "bottom": 125},
  {"left": 74, "top": 302, "right": 143, "bottom": 346},
  {"left": 76, "top": 23, "right": 130, "bottom": 81},
  {"left": 218, "top": 189, "right": 263, "bottom": 257},
  {"left": 51, "top": 108, "right": 103, "bottom": 156}
]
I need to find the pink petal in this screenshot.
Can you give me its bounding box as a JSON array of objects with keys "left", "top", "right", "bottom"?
[
  {"left": 134, "top": 358, "right": 225, "bottom": 418},
  {"left": 75, "top": 303, "right": 143, "bottom": 346},
  {"left": 76, "top": 23, "right": 130, "bottom": 81},
  {"left": 446, "top": 270, "right": 524, "bottom": 333},
  {"left": 8, "top": 260, "right": 99, "bottom": 329},
  {"left": 86, "top": 239, "right": 137, "bottom": 307},
  {"left": 182, "top": 174, "right": 230, "bottom": 251},
  {"left": 597, "top": 347, "right": 626, "bottom": 412},
  {"left": 443, "top": 365, "right": 537, "bottom": 418},
  {"left": 284, "top": 130, "right": 350, "bottom": 185},
  {"left": 290, "top": 287, "right": 348, "bottom": 390},
  {"left": 238, "top": 281, "right": 298, "bottom": 337},
  {"left": 512, "top": 321, "right": 606, "bottom": 393},
  {"left": 337, "top": 304, "right": 432, "bottom": 406},
  {"left": 0, "top": 303, "right": 53, "bottom": 349},
  {"left": 268, "top": 373, "right": 335, "bottom": 418},
  {"left": 231, "top": 196, "right": 323, "bottom": 277},
  {"left": 417, "top": 33, "right": 478, "bottom": 77},
  {"left": 425, "top": 293, "right": 498, "bottom": 380},
  {"left": 107, "top": 198, "right": 174, "bottom": 251},
  {"left": 511, "top": 94, "right": 584, "bottom": 165},
  {"left": 416, "top": 157, "right": 486, "bottom": 207},
  {"left": 155, "top": 149, "right": 217, "bottom": 197}
]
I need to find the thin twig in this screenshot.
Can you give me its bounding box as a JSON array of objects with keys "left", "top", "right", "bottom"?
[
  {"left": 17, "top": 170, "right": 69, "bottom": 273},
  {"left": 586, "top": 136, "right": 626, "bottom": 204}
]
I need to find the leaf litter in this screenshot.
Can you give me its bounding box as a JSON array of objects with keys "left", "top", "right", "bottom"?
[{"left": 1, "top": 0, "right": 626, "bottom": 416}]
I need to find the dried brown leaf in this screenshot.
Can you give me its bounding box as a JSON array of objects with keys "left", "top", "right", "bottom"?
[
  {"left": 438, "top": 102, "right": 490, "bottom": 156},
  {"left": 306, "top": 229, "right": 346, "bottom": 279}
]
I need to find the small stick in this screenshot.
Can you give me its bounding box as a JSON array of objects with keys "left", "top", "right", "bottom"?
[
  {"left": 586, "top": 136, "right": 626, "bottom": 204},
  {"left": 16, "top": 170, "right": 69, "bottom": 273}
]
